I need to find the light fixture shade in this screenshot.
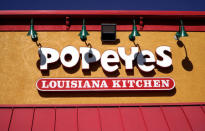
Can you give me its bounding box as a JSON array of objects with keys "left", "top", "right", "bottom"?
[
  {"left": 175, "top": 19, "right": 188, "bottom": 40},
  {"left": 129, "top": 19, "right": 140, "bottom": 41},
  {"left": 79, "top": 19, "right": 89, "bottom": 41},
  {"left": 27, "top": 18, "right": 38, "bottom": 41},
  {"left": 175, "top": 31, "right": 181, "bottom": 39}
]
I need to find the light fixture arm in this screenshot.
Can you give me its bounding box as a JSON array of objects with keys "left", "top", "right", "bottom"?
[{"left": 27, "top": 18, "right": 38, "bottom": 42}]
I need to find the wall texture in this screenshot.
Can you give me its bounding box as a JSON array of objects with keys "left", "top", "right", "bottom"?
[{"left": 0, "top": 31, "right": 204, "bottom": 104}]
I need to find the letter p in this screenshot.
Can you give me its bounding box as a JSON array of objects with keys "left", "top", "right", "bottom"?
[{"left": 38, "top": 48, "right": 60, "bottom": 70}]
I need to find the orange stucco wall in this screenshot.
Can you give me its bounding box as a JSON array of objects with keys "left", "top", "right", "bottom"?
[{"left": 0, "top": 31, "right": 205, "bottom": 104}]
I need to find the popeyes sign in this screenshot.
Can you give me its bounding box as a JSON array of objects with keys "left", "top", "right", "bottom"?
[{"left": 36, "top": 45, "right": 175, "bottom": 91}]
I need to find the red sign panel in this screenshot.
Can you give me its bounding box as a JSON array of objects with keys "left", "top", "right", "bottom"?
[{"left": 36, "top": 78, "right": 175, "bottom": 91}]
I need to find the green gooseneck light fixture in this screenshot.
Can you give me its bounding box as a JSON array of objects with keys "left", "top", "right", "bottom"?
[
  {"left": 27, "top": 18, "right": 38, "bottom": 41},
  {"left": 79, "top": 19, "right": 89, "bottom": 41},
  {"left": 129, "top": 19, "right": 140, "bottom": 41},
  {"left": 175, "top": 19, "right": 188, "bottom": 40}
]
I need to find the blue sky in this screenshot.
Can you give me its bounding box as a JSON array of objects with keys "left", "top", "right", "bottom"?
[{"left": 0, "top": 0, "right": 205, "bottom": 10}]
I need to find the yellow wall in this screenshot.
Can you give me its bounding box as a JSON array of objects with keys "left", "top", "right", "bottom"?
[{"left": 0, "top": 31, "right": 205, "bottom": 104}]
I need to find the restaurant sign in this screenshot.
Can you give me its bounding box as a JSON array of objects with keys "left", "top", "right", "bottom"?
[
  {"left": 37, "top": 45, "right": 175, "bottom": 91},
  {"left": 36, "top": 78, "right": 175, "bottom": 91}
]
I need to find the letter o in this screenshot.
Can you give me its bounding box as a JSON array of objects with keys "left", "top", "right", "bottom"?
[{"left": 60, "top": 46, "right": 79, "bottom": 68}]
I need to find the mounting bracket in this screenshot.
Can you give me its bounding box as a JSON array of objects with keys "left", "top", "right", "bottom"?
[
  {"left": 66, "top": 16, "right": 70, "bottom": 30},
  {"left": 140, "top": 17, "right": 144, "bottom": 30}
]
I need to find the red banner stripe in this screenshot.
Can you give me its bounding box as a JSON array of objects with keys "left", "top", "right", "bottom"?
[{"left": 36, "top": 78, "right": 175, "bottom": 91}]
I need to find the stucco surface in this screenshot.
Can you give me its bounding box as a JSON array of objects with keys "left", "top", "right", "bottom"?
[{"left": 0, "top": 32, "right": 204, "bottom": 104}]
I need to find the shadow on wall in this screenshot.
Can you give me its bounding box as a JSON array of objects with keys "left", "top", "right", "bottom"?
[
  {"left": 177, "top": 40, "right": 193, "bottom": 71},
  {"left": 38, "top": 87, "right": 176, "bottom": 97},
  {"left": 102, "top": 39, "right": 120, "bottom": 45}
]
